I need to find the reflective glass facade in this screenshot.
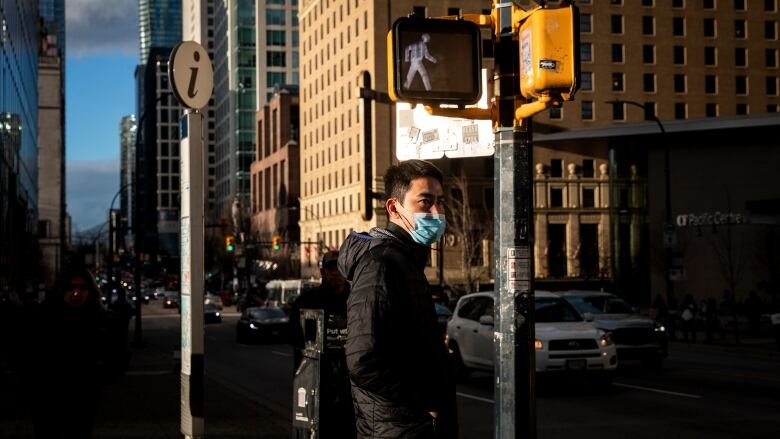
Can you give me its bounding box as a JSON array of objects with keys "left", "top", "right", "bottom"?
[
  {"left": 139, "top": 0, "right": 182, "bottom": 63},
  {"left": 39, "top": 0, "right": 65, "bottom": 57}
]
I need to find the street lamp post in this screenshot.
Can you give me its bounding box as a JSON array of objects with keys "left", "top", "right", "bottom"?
[
  {"left": 289, "top": 204, "right": 323, "bottom": 274},
  {"left": 606, "top": 100, "right": 673, "bottom": 306},
  {"left": 107, "top": 182, "right": 131, "bottom": 297}
]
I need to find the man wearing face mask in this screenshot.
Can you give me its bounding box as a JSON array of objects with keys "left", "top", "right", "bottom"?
[{"left": 338, "top": 160, "right": 456, "bottom": 438}]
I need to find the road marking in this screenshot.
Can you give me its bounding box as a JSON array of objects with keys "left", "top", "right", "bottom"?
[
  {"left": 613, "top": 382, "right": 702, "bottom": 399},
  {"left": 456, "top": 392, "right": 494, "bottom": 404},
  {"left": 126, "top": 370, "right": 172, "bottom": 376},
  {"left": 272, "top": 350, "right": 292, "bottom": 357}
]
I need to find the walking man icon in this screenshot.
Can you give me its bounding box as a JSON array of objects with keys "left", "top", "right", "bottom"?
[{"left": 403, "top": 34, "right": 437, "bottom": 91}]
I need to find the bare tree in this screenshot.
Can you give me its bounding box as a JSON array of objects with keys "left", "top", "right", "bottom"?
[{"left": 445, "top": 168, "right": 492, "bottom": 293}]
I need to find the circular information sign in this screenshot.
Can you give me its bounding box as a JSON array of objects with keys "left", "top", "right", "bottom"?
[{"left": 169, "top": 41, "right": 213, "bottom": 110}]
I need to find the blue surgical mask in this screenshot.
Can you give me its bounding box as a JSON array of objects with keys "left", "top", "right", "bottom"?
[{"left": 397, "top": 204, "right": 446, "bottom": 246}]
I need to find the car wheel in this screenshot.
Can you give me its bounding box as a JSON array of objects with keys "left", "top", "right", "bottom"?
[{"left": 449, "top": 342, "right": 471, "bottom": 382}]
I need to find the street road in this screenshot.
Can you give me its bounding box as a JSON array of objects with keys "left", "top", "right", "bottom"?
[{"left": 142, "top": 302, "right": 780, "bottom": 438}]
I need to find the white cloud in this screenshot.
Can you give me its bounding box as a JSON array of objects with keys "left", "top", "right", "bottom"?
[
  {"left": 66, "top": 0, "right": 137, "bottom": 57},
  {"left": 66, "top": 159, "right": 120, "bottom": 232}
]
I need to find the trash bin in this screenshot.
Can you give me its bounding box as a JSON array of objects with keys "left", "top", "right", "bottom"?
[
  {"left": 292, "top": 309, "right": 324, "bottom": 439},
  {"left": 771, "top": 312, "right": 780, "bottom": 351}
]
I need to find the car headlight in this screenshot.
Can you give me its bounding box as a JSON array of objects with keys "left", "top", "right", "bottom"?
[
  {"left": 249, "top": 323, "right": 257, "bottom": 329},
  {"left": 599, "top": 333, "right": 613, "bottom": 347},
  {"left": 215, "top": 312, "right": 220, "bottom": 317},
  {"left": 534, "top": 339, "right": 543, "bottom": 350},
  {"left": 654, "top": 323, "right": 666, "bottom": 332}
]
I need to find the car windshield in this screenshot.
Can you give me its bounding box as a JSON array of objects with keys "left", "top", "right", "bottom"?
[
  {"left": 567, "top": 295, "right": 634, "bottom": 314},
  {"left": 535, "top": 297, "right": 582, "bottom": 322},
  {"left": 435, "top": 303, "right": 452, "bottom": 317},
  {"left": 204, "top": 303, "right": 218, "bottom": 312},
  {"left": 249, "top": 308, "right": 286, "bottom": 320}
]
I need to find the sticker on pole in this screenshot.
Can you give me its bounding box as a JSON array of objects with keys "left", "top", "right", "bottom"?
[
  {"left": 169, "top": 41, "right": 214, "bottom": 110},
  {"left": 395, "top": 69, "right": 494, "bottom": 160}
]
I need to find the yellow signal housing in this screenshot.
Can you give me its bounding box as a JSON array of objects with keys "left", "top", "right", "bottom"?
[{"left": 518, "top": 5, "right": 580, "bottom": 101}]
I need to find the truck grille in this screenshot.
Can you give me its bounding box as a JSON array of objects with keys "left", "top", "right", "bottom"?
[{"left": 548, "top": 339, "right": 598, "bottom": 351}]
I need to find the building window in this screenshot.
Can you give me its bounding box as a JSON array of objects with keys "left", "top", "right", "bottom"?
[
  {"left": 735, "top": 20, "right": 746, "bottom": 38},
  {"left": 267, "top": 51, "right": 286, "bottom": 67},
  {"left": 412, "top": 6, "right": 426, "bottom": 17},
  {"left": 611, "top": 0, "right": 623, "bottom": 5},
  {"left": 642, "top": 0, "right": 654, "bottom": 6},
  {"left": 734, "top": 0, "right": 746, "bottom": 10},
  {"left": 735, "top": 48, "right": 747, "bottom": 66},
  {"left": 705, "top": 103, "right": 719, "bottom": 117},
  {"left": 767, "top": 0, "right": 777, "bottom": 11},
  {"left": 768, "top": 104, "right": 779, "bottom": 112},
  {"left": 674, "top": 74, "right": 686, "bottom": 93},
  {"left": 736, "top": 75, "right": 748, "bottom": 94},
  {"left": 267, "top": 9, "right": 286, "bottom": 25},
  {"left": 644, "top": 102, "right": 656, "bottom": 120},
  {"left": 705, "top": 46, "right": 717, "bottom": 66},
  {"left": 582, "top": 188, "right": 595, "bottom": 208},
  {"left": 612, "top": 44, "right": 624, "bottom": 63},
  {"left": 580, "top": 13, "right": 592, "bottom": 33},
  {"left": 581, "top": 43, "right": 593, "bottom": 62},
  {"left": 612, "top": 73, "right": 624, "bottom": 91},
  {"left": 673, "top": 17, "right": 685, "bottom": 36},
  {"left": 736, "top": 103, "right": 748, "bottom": 115},
  {"left": 612, "top": 101, "right": 625, "bottom": 120},
  {"left": 447, "top": 7, "right": 461, "bottom": 15},
  {"left": 673, "top": 0, "right": 684, "bottom": 7},
  {"left": 705, "top": 75, "right": 717, "bottom": 94},
  {"left": 704, "top": 18, "right": 716, "bottom": 37},
  {"left": 673, "top": 46, "right": 686, "bottom": 64},
  {"left": 582, "top": 159, "right": 595, "bottom": 178},
  {"left": 766, "top": 21, "right": 778, "bottom": 39},
  {"left": 549, "top": 106, "right": 562, "bottom": 120},
  {"left": 767, "top": 76, "right": 779, "bottom": 95},
  {"left": 643, "top": 16, "right": 654, "bottom": 35},
  {"left": 267, "top": 30, "right": 286, "bottom": 46},
  {"left": 703, "top": 0, "right": 715, "bottom": 9},
  {"left": 767, "top": 48, "right": 778, "bottom": 67},
  {"left": 267, "top": 72, "right": 286, "bottom": 87},
  {"left": 581, "top": 72, "right": 593, "bottom": 91},
  {"left": 643, "top": 73, "right": 656, "bottom": 92},
  {"left": 550, "top": 188, "right": 564, "bottom": 208},
  {"left": 643, "top": 45, "right": 655, "bottom": 63},
  {"left": 674, "top": 103, "right": 687, "bottom": 119},
  {"left": 582, "top": 101, "right": 594, "bottom": 120},
  {"left": 611, "top": 15, "right": 623, "bottom": 34}
]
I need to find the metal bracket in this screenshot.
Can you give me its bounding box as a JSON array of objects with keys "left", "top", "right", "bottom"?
[{"left": 359, "top": 87, "right": 392, "bottom": 105}]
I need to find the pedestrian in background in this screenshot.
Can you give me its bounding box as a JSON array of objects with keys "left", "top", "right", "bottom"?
[
  {"left": 22, "top": 261, "right": 130, "bottom": 438},
  {"left": 666, "top": 293, "right": 679, "bottom": 340},
  {"left": 289, "top": 250, "right": 355, "bottom": 439},
  {"left": 680, "top": 293, "right": 698, "bottom": 343},
  {"left": 703, "top": 297, "right": 720, "bottom": 343},
  {"left": 339, "top": 160, "right": 457, "bottom": 438}
]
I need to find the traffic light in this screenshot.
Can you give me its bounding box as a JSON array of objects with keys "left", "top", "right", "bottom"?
[
  {"left": 387, "top": 17, "right": 482, "bottom": 105},
  {"left": 517, "top": 4, "right": 580, "bottom": 101},
  {"left": 272, "top": 235, "right": 281, "bottom": 251},
  {"left": 226, "top": 236, "right": 235, "bottom": 253}
]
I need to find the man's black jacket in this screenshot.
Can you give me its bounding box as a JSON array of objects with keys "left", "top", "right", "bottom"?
[{"left": 338, "top": 223, "right": 455, "bottom": 438}]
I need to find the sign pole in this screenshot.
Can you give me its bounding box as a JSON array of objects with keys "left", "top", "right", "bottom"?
[
  {"left": 493, "top": 3, "right": 536, "bottom": 439},
  {"left": 180, "top": 110, "right": 205, "bottom": 439}
]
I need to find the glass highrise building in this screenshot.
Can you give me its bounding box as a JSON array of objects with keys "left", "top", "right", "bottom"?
[
  {"left": 39, "top": 0, "right": 65, "bottom": 57},
  {"left": 0, "top": 0, "right": 39, "bottom": 290},
  {"left": 139, "top": 0, "right": 182, "bottom": 64}
]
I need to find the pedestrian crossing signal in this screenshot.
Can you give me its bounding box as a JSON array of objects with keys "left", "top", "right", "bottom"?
[{"left": 388, "top": 17, "right": 482, "bottom": 105}]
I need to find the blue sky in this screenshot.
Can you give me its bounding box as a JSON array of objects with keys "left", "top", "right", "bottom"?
[{"left": 65, "top": 0, "right": 138, "bottom": 232}]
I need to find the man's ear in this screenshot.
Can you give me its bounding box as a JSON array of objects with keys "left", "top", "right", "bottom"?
[{"left": 386, "top": 198, "right": 400, "bottom": 219}]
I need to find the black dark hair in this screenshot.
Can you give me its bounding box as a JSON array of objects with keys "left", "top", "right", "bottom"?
[{"left": 383, "top": 160, "right": 443, "bottom": 201}]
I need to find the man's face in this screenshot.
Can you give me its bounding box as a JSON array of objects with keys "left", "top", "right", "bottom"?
[{"left": 388, "top": 176, "right": 445, "bottom": 234}]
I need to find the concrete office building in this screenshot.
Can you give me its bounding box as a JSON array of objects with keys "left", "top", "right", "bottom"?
[
  {"left": 37, "top": 27, "right": 66, "bottom": 289},
  {"left": 213, "top": 0, "right": 299, "bottom": 221},
  {"left": 1, "top": 0, "right": 39, "bottom": 292},
  {"left": 119, "top": 115, "right": 136, "bottom": 249},
  {"left": 251, "top": 85, "right": 300, "bottom": 274},
  {"left": 536, "top": 0, "right": 780, "bottom": 127}
]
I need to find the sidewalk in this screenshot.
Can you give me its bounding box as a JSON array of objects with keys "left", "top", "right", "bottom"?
[
  {"left": 668, "top": 329, "right": 779, "bottom": 361},
  {"left": 1, "top": 328, "right": 291, "bottom": 438}
]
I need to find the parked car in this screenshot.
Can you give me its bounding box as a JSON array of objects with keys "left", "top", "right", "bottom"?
[
  {"left": 445, "top": 291, "right": 617, "bottom": 385},
  {"left": 163, "top": 291, "right": 180, "bottom": 309},
  {"left": 558, "top": 291, "right": 668, "bottom": 368},
  {"left": 435, "top": 302, "right": 453, "bottom": 338},
  {"left": 204, "top": 303, "right": 222, "bottom": 324},
  {"left": 205, "top": 293, "right": 224, "bottom": 310},
  {"left": 264, "top": 279, "right": 321, "bottom": 312},
  {"left": 236, "top": 307, "right": 289, "bottom": 343}
]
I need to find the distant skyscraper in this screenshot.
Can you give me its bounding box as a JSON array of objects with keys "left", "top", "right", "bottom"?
[
  {"left": 39, "top": 0, "right": 65, "bottom": 58},
  {"left": 119, "top": 115, "right": 136, "bottom": 248},
  {"left": 0, "top": 0, "right": 39, "bottom": 291},
  {"left": 139, "top": 0, "right": 182, "bottom": 64}
]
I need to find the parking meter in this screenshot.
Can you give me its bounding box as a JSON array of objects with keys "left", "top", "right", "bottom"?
[{"left": 292, "top": 309, "right": 324, "bottom": 438}]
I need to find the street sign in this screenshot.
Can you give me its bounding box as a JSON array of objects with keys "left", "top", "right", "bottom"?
[
  {"left": 169, "top": 41, "right": 214, "bottom": 110},
  {"left": 395, "top": 69, "right": 494, "bottom": 160},
  {"left": 388, "top": 17, "right": 482, "bottom": 105}
]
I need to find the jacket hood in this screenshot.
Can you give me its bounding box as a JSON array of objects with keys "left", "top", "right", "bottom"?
[{"left": 337, "top": 224, "right": 427, "bottom": 282}]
